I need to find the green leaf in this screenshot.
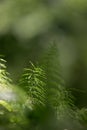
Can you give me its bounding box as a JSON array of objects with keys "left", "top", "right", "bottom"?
[{"left": 0, "top": 100, "right": 12, "bottom": 112}]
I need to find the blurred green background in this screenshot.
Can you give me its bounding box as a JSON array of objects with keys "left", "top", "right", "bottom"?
[{"left": 0, "top": 0, "right": 87, "bottom": 125}]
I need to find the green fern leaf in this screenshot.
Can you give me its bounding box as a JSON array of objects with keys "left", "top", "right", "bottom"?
[
  {"left": 41, "top": 43, "right": 74, "bottom": 119},
  {"left": 19, "top": 62, "right": 46, "bottom": 109}
]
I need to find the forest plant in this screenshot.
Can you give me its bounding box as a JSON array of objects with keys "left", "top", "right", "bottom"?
[
  {"left": 19, "top": 62, "right": 46, "bottom": 108},
  {"left": 19, "top": 43, "right": 77, "bottom": 130},
  {"left": 19, "top": 62, "right": 48, "bottom": 130},
  {"left": 0, "top": 44, "right": 87, "bottom": 130},
  {"left": 41, "top": 43, "right": 75, "bottom": 119},
  {"left": 0, "top": 57, "right": 28, "bottom": 130}
]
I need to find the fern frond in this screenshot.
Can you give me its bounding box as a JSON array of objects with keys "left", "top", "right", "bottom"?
[
  {"left": 19, "top": 62, "right": 46, "bottom": 109},
  {"left": 0, "top": 58, "right": 14, "bottom": 102},
  {"left": 0, "top": 57, "right": 28, "bottom": 129},
  {"left": 41, "top": 43, "right": 74, "bottom": 119},
  {"left": 0, "top": 58, "right": 12, "bottom": 87}
]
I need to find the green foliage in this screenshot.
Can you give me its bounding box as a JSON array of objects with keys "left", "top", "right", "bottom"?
[
  {"left": 76, "top": 108, "right": 87, "bottom": 126},
  {"left": 0, "top": 57, "right": 28, "bottom": 130},
  {"left": 19, "top": 62, "right": 46, "bottom": 108},
  {"left": 0, "top": 58, "right": 11, "bottom": 86},
  {"left": 0, "top": 100, "right": 12, "bottom": 112},
  {"left": 41, "top": 43, "right": 75, "bottom": 119},
  {"left": 19, "top": 62, "right": 48, "bottom": 129},
  {"left": 0, "top": 44, "right": 87, "bottom": 130},
  {"left": 18, "top": 44, "right": 78, "bottom": 130}
]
